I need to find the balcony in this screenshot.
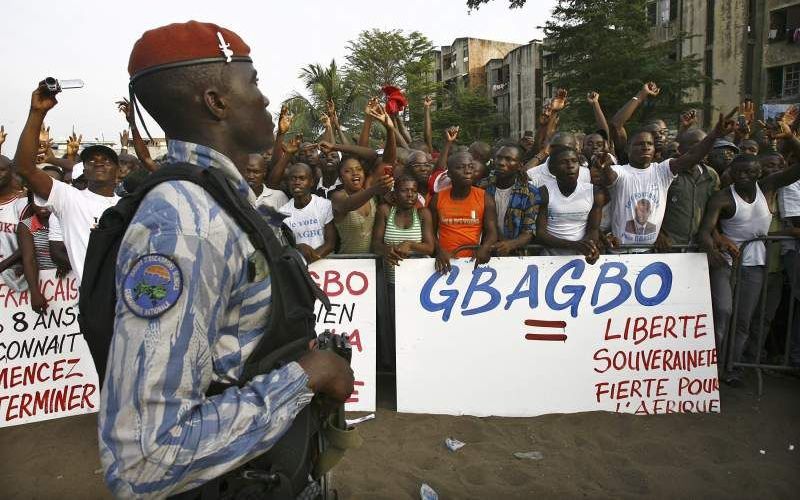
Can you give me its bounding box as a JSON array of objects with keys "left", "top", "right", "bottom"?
[{"left": 492, "top": 82, "right": 510, "bottom": 96}]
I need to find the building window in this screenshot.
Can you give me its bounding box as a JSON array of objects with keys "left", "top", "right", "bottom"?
[
  {"left": 784, "top": 64, "right": 800, "bottom": 97},
  {"left": 769, "top": 5, "right": 800, "bottom": 42},
  {"left": 647, "top": 1, "right": 657, "bottom": 26},
  {"left": 765, "top": 64, "right": 800, "bottom": 99},
  {"left": 669, "top": 0, "right": 678, "bottom": 21}
]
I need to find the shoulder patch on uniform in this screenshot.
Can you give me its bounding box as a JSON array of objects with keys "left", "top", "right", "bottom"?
[{"left": 122, "top": 254, "right": 183, "bottom": 318}]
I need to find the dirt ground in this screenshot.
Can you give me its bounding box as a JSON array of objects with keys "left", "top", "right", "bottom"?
[{"left": 1, "top": 371, "right": 798, "bottom": 499}]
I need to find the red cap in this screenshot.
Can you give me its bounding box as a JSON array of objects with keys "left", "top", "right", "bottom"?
[{"left": 128, "top": 21, "right": 251, "bottom": 80}]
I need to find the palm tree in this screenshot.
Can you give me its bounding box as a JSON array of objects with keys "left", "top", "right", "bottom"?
[{"left": 282, "top": 60, "right": 365, "bottom": 140}]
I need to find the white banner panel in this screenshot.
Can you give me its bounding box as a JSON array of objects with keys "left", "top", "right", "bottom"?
[
  {"left": 395, "top": 254, "right": 720, "bottom": 417},
  {"left": 309, "top": 259, "right": 377, "bottom": 412},
  {"left": 0, "top": 270, "right": 99, "bottom": 427}
]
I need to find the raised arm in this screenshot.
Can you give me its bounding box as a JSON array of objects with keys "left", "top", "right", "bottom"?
[
  {"left": 609, "top": 82, "right": 660, "bottom": 156},
  {"left": 435, "top": 126, "right": 459, "bottom": 173},
  {"left": 586, "top": 92, "right": 610, "bottom": 141},
  {"left": 319, "top": 141, "right": 378, "bottom": 165},
  {"left": 368, "top": 103, "right": 397, "bottom": 168},
  {"left": 118, "top": 98, "right": 158, "bottom": 172},
  {"left": 761, "top": 107, "right": 800, "bottom": 192},
  {"left": 330, "top": 175, "right": 392, "bottom": 219},
  {"left": 358, "top": 97, "right": 377, "bottom": 147},
  {"left": 319, "top": 112, "right": 334, "bottom": 144},
  {"left": 423, "top": 96, "right": 433, "bottom": 153},
  {"left": 14, "top": 82, "right": 58, "bottom": 200},
  {"left": 326, "top": 99, "right": 351, "bottom": 146},
  {"left": 266, "top": 134, "right": 301, "bottom": 189},
  {"left": 271, "top": 105, "right": 292, "bottom": 167},
  {"left": 0, "top": 125, "right": 6, "bottom": 155},
  {"left": 393, "top": 112, "right": 412, "bottom": 145},
  {"left": 669, "top": 109, "right": 737, "bottom": 174}
]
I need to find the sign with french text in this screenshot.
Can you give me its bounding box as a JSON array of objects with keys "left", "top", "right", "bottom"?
[
  {"left": 0, "top": 270, "right": 99, "bottom": 427},
  {"left": 309, "top": 259, "right": 377, "bottom": 412},
  {"left": 395, "top": 254, "right": 720, "bottom": 417}
]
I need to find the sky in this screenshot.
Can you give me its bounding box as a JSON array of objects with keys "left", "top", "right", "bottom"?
[{"left": 0, "top": 0, "right": 556, "bottom": 154}]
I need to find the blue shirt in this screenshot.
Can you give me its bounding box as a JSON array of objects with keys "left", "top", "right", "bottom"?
[{"left": 99, "top": 140, "right": 314, "bottom": 498}]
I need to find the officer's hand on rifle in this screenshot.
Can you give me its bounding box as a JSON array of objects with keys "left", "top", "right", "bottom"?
[{"left": 297, "top": 349, "right": 355, "bottom": 402}]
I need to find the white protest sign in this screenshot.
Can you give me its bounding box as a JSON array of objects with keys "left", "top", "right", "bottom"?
[
  {"left": 0, "top": 270, "right": 99, "bottom": 427},
  {"left": 309, "top": 259, "right": 376, "bottom": 412},
  {"left": 395, "top": 254, "right": 720, "bottom": 417}
]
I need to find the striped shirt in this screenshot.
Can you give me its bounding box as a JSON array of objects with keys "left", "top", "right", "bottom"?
[
  {"left": 20, "top": 215, "right": 56, "bottom": 270},
  {"left": 383, "top": 206, "right": 422, "bottom": 282},
  {"left": 99, "top": 140, "right": 313, "bottom": 498}
]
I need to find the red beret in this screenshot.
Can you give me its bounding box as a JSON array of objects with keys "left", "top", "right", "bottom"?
[{"left": 128, "top": 21, "right": 251, "bottom": 81}]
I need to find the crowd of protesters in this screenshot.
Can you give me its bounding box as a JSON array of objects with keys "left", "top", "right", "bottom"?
[{"left": 1, "top": 80, "right": 799, "bottom": 385}]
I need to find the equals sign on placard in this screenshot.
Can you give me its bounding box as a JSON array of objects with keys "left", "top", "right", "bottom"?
[{"left": 524, "top": 319, "right": 568, "bottom": 342}]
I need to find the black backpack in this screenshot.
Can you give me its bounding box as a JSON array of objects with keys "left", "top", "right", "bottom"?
[
  {"left": 79, "top": 162, "right": 330, "bottom": 385},
  {"left": 78, "top": 163, "right": 333, "bottom": 498}
]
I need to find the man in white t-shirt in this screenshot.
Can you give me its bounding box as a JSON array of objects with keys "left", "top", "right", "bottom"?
[
  {"left": 598, "top": 112, "right": 735, "bottom": 248},
  {"left": 14, "top": 132, "right": 120, "bottom": 282},
  {"left": 0, "top": 155, "right": 28, "bottom": 290},
  {"left": 279, "top": 163, "right": 335, "bottom": 263},
  {"left": 244, "top": 153, "right": 288, "bottom": 212}
]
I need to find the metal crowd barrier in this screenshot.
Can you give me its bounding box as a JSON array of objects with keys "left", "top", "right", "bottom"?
[{"left": 724, "top": 236, "right": 800, "bottom": 395}]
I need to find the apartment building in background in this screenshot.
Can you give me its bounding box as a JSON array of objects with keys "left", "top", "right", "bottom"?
[
  {"left": 485, "top": 40, "right": 544, "bottom": 140},
  {"left": 647, "top": 0, "right": 800, "bottom": 125},
  {"left": 431, "top": 38, "right": 521, "bottom": 93}
]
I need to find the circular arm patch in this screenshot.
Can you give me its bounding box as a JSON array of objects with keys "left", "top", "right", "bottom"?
[{"left": 122, "top": 254, "right": 184, "bottom": 318}]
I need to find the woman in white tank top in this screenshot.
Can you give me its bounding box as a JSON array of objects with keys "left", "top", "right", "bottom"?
[{"left": 535, "top": 147, "right": 608, "bottom": 263}]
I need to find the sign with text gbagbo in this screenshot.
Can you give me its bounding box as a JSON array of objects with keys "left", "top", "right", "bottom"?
[
  {"left": 0, "top": 270, "right": 99, "bottom": 427},
  {"left": 309, "top": 259, "right": 376, "bottom": 412},
  {"left": 395, "top": 254, "right": 720, "bottom": 417}
]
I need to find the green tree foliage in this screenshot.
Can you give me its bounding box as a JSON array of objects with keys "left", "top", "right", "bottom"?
[
  {"left": 544, "top": 0, "right": 712, "bottom": 131},
  {"left": 466, "top": 0, "right": 526, "bottom": 10},
  {"left": 281, "top": 60, "right": 365, "bottom": 139},
  {"left": 430, "top": 88, "right": 505, "bottom": 147},
  {"left": 344, "top": 29, "right": 439, "bottom": 137}
]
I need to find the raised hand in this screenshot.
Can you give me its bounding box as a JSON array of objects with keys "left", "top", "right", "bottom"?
[
  {"left": 781, "top": 105, "right": 798, "bottom": 130},
  {"left": 319, "top": 112, "right": 331, "bottom": 129},
  {"left": 679, "top": 109, "right": 697, "bottom": 129},
  {"left": 282, "top": 133, "right": 303, "bottom": 155},
  {"left": 740, "top": 98, "right": 755, "bottom": 125},
  {"left": 318, "top": 140, "right": 335, "bottom": 153},
  {"left": 714, "top": 107, "right": 739, "bottom": 137},
  {"left": 326, "top": 99, "right": 337, "bottom": 120},
  {"left": 538, "top": 104, "right": 553, "bottom": 126},
  {"left": 66, "top": 131, "right": 82, "bottom": 158},
  {"left": 550, "top": 88, "right": 568, "bottom": 112},
  {"left": 586, "top": 91, "right": 599, "bottom": 104},
  {"left": 119, "top": 129, "right": 129, "bottom": 149},
  {"left": 278, "top": 105, "right": 293, "bottom": 135},
  {"left": 0, "top": 125, "right": 6, "bottom": 147},
  {"left": 366, "top": 102, "right": 391, "bottom": 127},
  {"left": 643, "top": 81, "right": 661, "bottom": 97},
  {"left": 116, "top": 98, "right": 135, "bottom": 125},
  {"left": 445, "top": 126, "right": 460, "bottom": 143},
  {"left": 365, "top": 96, "right": 379, "bottom": 116},
  {"left": 31, "top": 82, "right": 59, "bottom": 113},
  {"left": 423, "top": 95, "right": 433, "bottom": 108}
]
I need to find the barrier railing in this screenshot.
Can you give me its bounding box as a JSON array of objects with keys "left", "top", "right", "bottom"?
[{"left": 724, "top": 236, "right": 800, "bottom": 395}]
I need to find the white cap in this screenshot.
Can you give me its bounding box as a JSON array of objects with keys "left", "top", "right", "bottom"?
[{"left": 71, "top": 162, "right": 84, "bottom": 179}]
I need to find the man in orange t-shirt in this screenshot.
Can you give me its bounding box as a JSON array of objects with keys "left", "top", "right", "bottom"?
[{"left": 430, "top": 151, "right": 498, "bottom": 273}]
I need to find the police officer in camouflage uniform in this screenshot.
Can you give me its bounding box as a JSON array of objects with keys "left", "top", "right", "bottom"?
[{"left": 76, "top": 21, "right": 354, "bottom": 498}]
